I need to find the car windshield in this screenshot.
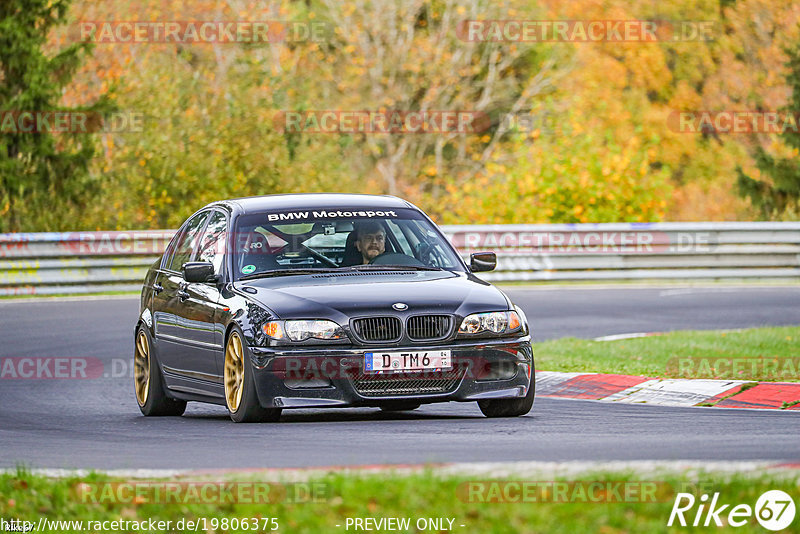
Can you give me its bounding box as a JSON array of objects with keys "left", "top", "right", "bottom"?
[{"left": 231, "top": 207, "right": 464, "bottom": 279}]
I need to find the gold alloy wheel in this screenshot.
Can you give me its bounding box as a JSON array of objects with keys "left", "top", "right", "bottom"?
[
  {"left": 224, "top": 332, "right": 245, "bottom": 412},
  {"left": 134, "top": 331, "right": 150, "bottom": 406}
]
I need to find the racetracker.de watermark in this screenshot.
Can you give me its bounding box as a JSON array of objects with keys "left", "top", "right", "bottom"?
[
  {"left": 457, "top": 20, "right": 716, "bottom": 42},
  {"left": 75, "top": 481, "right": 328, "bottom": 504},
  {"left": 0, "top": 230, "right": 718, "bottom": 263},
  {"left": 272, "top": 110, "right": 491, "bottom": 134},
  {"left": 457, "top": 481, "right": 716, "bottom": 503},
  {"left": 267, "top": 355, "right": 523, "bottom": 382},
  {"left": 0, "top": 231, "right": 175, "bottom": 258},
  {"left": 668, "top": 111, "right": 800, "bottom": 134},
  {"left": 666, "top": 356, "right": 800, "bottom": 380},
  {"left": 0, "top": 111, "right": 144, "bottom": 134},
  {"left": 498, "top": 111, "right": 557, "bottom": 135},
  {"left": 0, "top": 357, "right": 132, "bottom": 380},
  {"left": 445, "top": 230, "right": 714, "bottom": 254},
  {"left": 74, "top": 21, "right": 331, "bottom": 44}
]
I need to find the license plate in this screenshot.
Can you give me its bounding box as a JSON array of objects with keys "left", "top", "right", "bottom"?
[{"left": 364, "top": 350, "right": 452, "bottom": 372}]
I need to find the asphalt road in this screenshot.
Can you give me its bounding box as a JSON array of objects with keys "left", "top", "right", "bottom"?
[
  {"left": 1, "top": 286, "right": 798, "bottom": 469},
  {"left": 513, "top": 285, "right": 800, "bottom": 341}
]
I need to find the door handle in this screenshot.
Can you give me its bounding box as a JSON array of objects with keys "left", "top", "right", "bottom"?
[
  {"left": 153, "top": 283, "right": 163, "bottom": 295},
  {"left": 177, "top": 289, "right": 190, "bottom": 301}
]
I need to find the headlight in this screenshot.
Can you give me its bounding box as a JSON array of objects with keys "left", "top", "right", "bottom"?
[
  {"left": 459, "top": 311, "right": 522, "bottom": 335},
  {"left": 262, "top": 320, "right": 344, "bottom": 341}
]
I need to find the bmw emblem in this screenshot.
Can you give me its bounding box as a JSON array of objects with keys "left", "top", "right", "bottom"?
[{"left": 392, "top": 302, "right": 408, "bottom": 311}]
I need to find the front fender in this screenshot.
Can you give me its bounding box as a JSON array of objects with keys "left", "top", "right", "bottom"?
[{"left": 221, "top": 288, "right": 278, "bottom": 348}]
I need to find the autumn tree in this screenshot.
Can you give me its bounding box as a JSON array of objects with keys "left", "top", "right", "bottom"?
[
  {"left": 33, "top": 0, "right": 800, "bottom": 229},
  {"left": 0, "top": 0, "right": 106, "bottom": 231},
  {"left": 736, "top": 38, "right": 800, "bottom": 219},
  {"left": 314, "top": 0, "right": 561, "bottom": 202}
]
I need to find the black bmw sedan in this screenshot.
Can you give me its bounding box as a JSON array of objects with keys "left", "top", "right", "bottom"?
[{"left": 134, "top": 194, "right": 534, "bottom": 422}]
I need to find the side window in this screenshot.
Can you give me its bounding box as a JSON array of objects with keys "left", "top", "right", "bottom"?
[
  {"left": 161, "top": 231, "right": 183, "bottom": 270},
  {"left": 386, "top": 220, "right": 413, "bottom": 255},
  {"left": 196, "top": 211, "right": 228, "bottom": 275},
  {"left": 168, "top": 211, "right": 209, "bottom": 272}
]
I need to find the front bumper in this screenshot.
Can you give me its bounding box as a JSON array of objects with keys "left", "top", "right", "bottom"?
[{"left": 249, "top": 337, "right": 533, "bottom": 409}]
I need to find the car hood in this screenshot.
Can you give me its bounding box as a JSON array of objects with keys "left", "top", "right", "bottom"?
[{"left": 234, "top": 270, "right": 510, "bottom": 321}]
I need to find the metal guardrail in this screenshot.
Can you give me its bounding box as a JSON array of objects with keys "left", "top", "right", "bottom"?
[
  {"left": 442, "top": 222, "right": 800, "bottom": 282},
  {"left": 0, "top": 223, "right": 798, "bottom": 295},
  {"left": 0, "top": 231, "right": 172, "bottom": 296}
]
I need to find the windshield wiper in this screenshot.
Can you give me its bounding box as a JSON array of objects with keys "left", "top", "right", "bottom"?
[
  {"left": 346, "top": 264, "right": 443, "bottom": 271},
  {"left": 239, "top": 265, "right": 445, "bottom": 281},
  {"left": 239, "top": 268, "right": 341, "bottom": 281}
]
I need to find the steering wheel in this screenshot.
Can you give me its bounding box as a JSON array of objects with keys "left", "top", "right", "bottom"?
[
  {"left": 299, "top": 244, "right": 339, "bottom": 267},
  {"left": 415, "top": 241, "right": 446, "bottom": 267},
  {"left": 369, "top": 252, "right": 426, "bottom": 267}
]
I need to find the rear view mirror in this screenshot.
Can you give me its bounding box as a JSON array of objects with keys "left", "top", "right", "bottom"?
[
  {"left": 470, "top": 252, "right": 496, "bottom": 272},
  {"left": 182, "top": 262, "right": 215, "bottom": 283}
]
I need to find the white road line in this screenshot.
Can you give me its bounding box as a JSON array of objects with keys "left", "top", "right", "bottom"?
[
  {"left": 592, "top": 332, "right": 661, "bottom": 342},
  {"left": 659, "top": 286, "right": 800, "bottom": 297}
]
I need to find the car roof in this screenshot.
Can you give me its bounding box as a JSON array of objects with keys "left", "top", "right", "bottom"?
[{"left": 205, "top": 193, "right": 416, "bottom": 214}]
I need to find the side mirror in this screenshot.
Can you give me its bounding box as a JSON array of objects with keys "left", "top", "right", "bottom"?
[
  {"left": 182, "top": 262, "right": 216, "bottom": 283},
  {"left": 470, "top": 251, "right": 496, "bottom": 272}
]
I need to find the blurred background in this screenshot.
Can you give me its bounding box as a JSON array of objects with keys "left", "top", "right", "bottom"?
[{"left": 2, "top": 0, "right": 799, "bottom": 232}]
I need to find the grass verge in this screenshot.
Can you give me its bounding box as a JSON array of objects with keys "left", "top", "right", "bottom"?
[
  {"left": 535, "top": 326, "right": 800, "bottom": 381},
  {"left": 1, "top": 469, "right": 798, "bottom": 533}
]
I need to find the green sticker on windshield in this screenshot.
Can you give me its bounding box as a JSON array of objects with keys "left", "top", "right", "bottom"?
[{"left": 242, "top": 265, "right": 256, "bottom": 274}]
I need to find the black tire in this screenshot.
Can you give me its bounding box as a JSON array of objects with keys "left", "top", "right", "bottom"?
[
  {"left": 379, "top": 401, "right": 421, "bottom": 412},
  {"left": 477, "top": 372, "right": 535, "bottom": 418},
  {"left": 225, "top": 327, "right": 282, "bottom": 423},
  {"left": 135, "top": 326, "right": 187, "bottom": 416}
]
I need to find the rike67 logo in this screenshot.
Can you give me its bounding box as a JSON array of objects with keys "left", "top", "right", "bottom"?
[{"left": 668, "top": 490, "right": 795, "bottom": 531}]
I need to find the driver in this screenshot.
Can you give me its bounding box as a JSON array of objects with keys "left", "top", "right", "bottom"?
[{"left": 354, "top": 221, "right": 386, "bottom": 264}]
